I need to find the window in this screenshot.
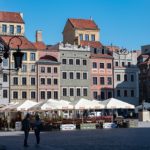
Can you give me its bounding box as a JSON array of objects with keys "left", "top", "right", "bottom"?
[
  {"left": 22, "top": 77, "right": 27, "bottom": 85},
  {"left": 91, "top": 34, "right": 95, "bottom": 41},
  {"left": 83, "top": 73, "right": 87, "bottom": 80},
  {"left": 100, "top": 77, "right": 105, "bottom": 85},
  {"left": 69, "top": 59, "right": 73, "bottom": 65},
  {"left": 62, "top": 59, "right": 67, "bottom": 64},
  {"left": 3, "top": 59, "right": 8, "bottom": 67},
  {"left": 62, "top": 72, "right": 67, "bottom": 79},
  {"left": 69, "top": 72, "right": 74, "bottom": 79},
  {"left": 63, "top": 88, "right": 67, "bottom": 96},
  {"left": 76, "top": 73, "right": 80, "bottom": 79},
  {"left": 13, "top": 77, "right": 18, "bottom": 85},
  {"left": 124, "top": 90, "right": 128, "bottom": 97},
  {"left": 117, "top": 74, "right": 120, "bottom": 81},
  {"left": 22, "top": 64, "right": 27, "bottom": 72},
  {"left": 31, "top": 77, "right": 35, "bottom": 85},
  {"left": 93, "top": 77, "right": 97, "bottom": 85},
  {"left": 115, "top": 62, "right": 118, "bottom": 66},
  {"left": 117, "top": 90, "right": 121, "bottom": 97},
  {"left": 93, "top": 91, "right": 98, "bottom": 99},
  {"left": 2, "top": 24, "right": 7, "bottom": 33},
  {"left": 107, "top": 77, "right": 112, "bottom": 85},
  {"left": 47, "top": 67, "right": 51, "bottom": 73},
  {"left": 30, "top": 53, "right": 36, "bottom": 61},
  {"left": 83, "top": 88, "right": 88, "bottom": 96},
  {"left": 47, "top": 78, "right": 51, "bottom": 85},
  {"left": 107, "top": 63, "right": 111, "bottom": 69},
  {"left": 17, "top": 25, "right": 21, "bottom": 33},
  {"left": 13, "top": 91, "right": 18, "bottom": 99},
  {"left": 3, "top": 74, "right": 7, "bottom": 82},
  {"left": 3, "top": 90, "right": 7, "bottom": 98},
  {"left": 22, "top": 91, "right": 27, "bottom": 99},
  {"left": 108, "top": 92, "right": 112, "bottom": 98},
  {"left": 124, "top": 74, "right": 127, "bottom": 81},
  {"left": 79, "top": 34, "right": 83, "bottom": 41},
  {"left": 131, "top": 75, "right": 134, "bottom": 82},
  {"left": 41, "top": 91, "right": 45, "bottom": 99},
  {"left": 122, "top": 62, "right": 125, "bottom": 67},
  {"left": 10, "top": 25, "right": 14, "bottom": 34},
  {"left": 54, "top": 67, "right": 57, "bottom": 73},
  {"left": 47, "top": 91, "right": 51, "bottom": 99},
  {"left": 101, "top": 91, "right": 105, "bottom": 100},
  {"left": 77, "top": 88, "right": 81, "bottom": 96},
  {"left": 100, "top": 63, "right": 104, "bottom": 68},
  {"left": 83, "top": 60, "right": 87, "bottom": 65},
  {"left": 70, "top": 88, "right": 74, "bottom": 96},
  {"left": 54, "top": 91, "right": 58, "bottom": 99},
  {"left": 93, "top": 62, "right": 97, "bottom": 68},
  {"left": 76, "top": 59, "right": 80, "bottom": 65},
  {"left": 85, "top": 34, "right": 89, "bottom": 41},
  {"left": 41, "top": 67, "right": 45, "bottom": 73},
  {"left": 54, "top": 79, "right": 58, "bottom": 85},
  {"left": 131, "top": 90, "right": 134, "bottom": 97},
  {"left": 31, "top": 65, "right": 35, "bottom": 72},
  {"left": 23, "top": 53, "right": 27, "bottom": 61},
  {"left": 128, "top": 62, "right": 131, "bottom": 67},
  {"left": 41, "top": 78, "right": 45, "bottom": 85},
  {"left": 31, "top": 91, "right": 36, "bottom": 99}
]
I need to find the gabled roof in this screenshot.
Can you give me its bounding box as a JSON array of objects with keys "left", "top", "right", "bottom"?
[
  {"left": 33, "top": 42, "right": 47, "bottom": 50},
  {"left": 0, "top": 35, "right": 36, "bottom": 50},
  {"left": 69, "top": 18, "right": 99, "bottom": 30},
  {"left": 80, "top": 41, "right": 102, "bottom": 48},
  {"left": 0, "top": 11, "right": 24, "bottom": 23}
]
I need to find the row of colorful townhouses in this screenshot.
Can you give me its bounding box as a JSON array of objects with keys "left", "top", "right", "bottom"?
[{"left": 0, "top": 11, "right": 139, "bottom": 106}]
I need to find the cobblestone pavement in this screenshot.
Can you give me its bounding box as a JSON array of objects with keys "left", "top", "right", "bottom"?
[{"left": 1, "top": 128, "right": 150, "bottom": 150}]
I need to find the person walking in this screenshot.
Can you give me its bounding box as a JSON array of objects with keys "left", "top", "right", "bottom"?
[
  {"left": 22, "top": 113, "right": 30, "bottom": 147},
  {"left": 34, "top": 114, "right": 42, "bottom": 145}
]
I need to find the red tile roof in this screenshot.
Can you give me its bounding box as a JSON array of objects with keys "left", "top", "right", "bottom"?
[
  {"left": 33, "top": 42, "right": 46, "bottom": 50},
  {"left": 69, "top": 18, "right": 99, "bottom": 30},
  {"left": 0, "top": 11, "right": 24, "bottom": 23},
  {"left": 80, "top": 41, "right": 102, "bottom": 48},
  {"left": 90, "top": 53, "right": 113, "bottom": 59},
  {"left": 0, "top": 35, "right": 36, "bottom": 50}
]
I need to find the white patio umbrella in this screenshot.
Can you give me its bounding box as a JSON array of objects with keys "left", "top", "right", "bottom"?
[
  {"left": 58, "top": 100, "right": 74, "bottom": 110},
  {"left": 17, "top": 100, "right": 38, "bottom": 111},
  {"left": 71, "top": 98, "right": 93, "bottom": 110},
  {"left": 91, "top": 100, "right": 105, "bottom": 109},
  {"left": 102, "top": 98, "right": 135, "bottom": 109},
  {"left": 0, "top": 102, "right": 19, "bottom": 112}
]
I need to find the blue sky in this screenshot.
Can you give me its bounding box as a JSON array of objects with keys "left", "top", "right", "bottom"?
[{"left": 1, "top": 0, "right": 150, "bottom": 50}]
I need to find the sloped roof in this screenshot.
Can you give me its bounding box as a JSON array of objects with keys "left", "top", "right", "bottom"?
[
  {"left": 69, "top": 18, "right": 99, "bottom": 30},
  {"left": 0, "top": 35, "right": 36, "bottom": 50},
  {"left": 33, "top": 41, "right": 46, "bottom": 50},
  {"left": 0, "top": 11, "right": 24, "bottom": 23},
  {"left": 80, "top": 40, "right": 102, "bottom": 48}
]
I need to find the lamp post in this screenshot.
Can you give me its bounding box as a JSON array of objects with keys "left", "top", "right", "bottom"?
[
  {"left": 0, "top": 36, "right": 24, "bottom": 71},
  {"left": 0, "top": 36, "right": 24, "bottom": 103}
]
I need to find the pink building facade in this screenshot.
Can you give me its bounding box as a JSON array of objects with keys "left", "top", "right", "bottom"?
[{"left": 90, "top": 54, "right": 114, "bottom": 100}]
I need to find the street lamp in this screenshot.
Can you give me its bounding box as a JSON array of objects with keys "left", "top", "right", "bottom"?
[{"left": 0, "top": 36, "right": 24, "bottom": 71}]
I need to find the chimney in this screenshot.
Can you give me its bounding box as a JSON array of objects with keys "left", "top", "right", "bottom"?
[
  {"left": 36, "top": 30, "right": 42, "bottom": 42},
  {"left": 20, "top": 12, "right": 23, "bottom": 19}
]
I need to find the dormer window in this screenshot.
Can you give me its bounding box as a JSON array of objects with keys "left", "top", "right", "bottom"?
[
  {"left": 91, "top": 34, "right": 95, "bottom": 41},
  {"left": 10, "top": 25, "right": 14, "bottom": 34},
  {"left": 85, "top": 34, "right": 89, "bottom": 41},
  {"left": 2, "top": 24, "right": 7, "bottom": 33},
  {"left": 17, "top": 25, "right": 21, "bottom": 34}
]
